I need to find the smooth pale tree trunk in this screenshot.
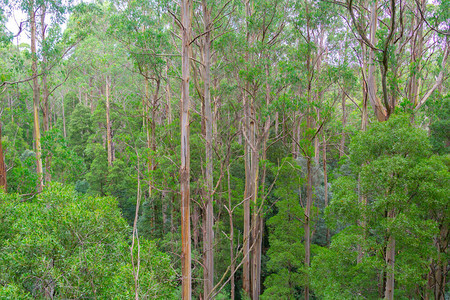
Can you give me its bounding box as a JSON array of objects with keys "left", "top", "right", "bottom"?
[
  {"left": 106, "top": 75, "right": 113, "bottom": 167},
  {"left": 146, "top": 77, "right": 160, "bottom": 234},
  {"left": 201, "top": 1, "right": 214, "bottom": 298},
  {"left": 90, "top": 77, "right": 95, "bottom": 114},
  {"left": 62, "top": 95, "right": 67, "bottom": 138},
  {"left": 367, "top": 0, "right": 386, "bottom": 122},
  {"left": 250, "top": 61, "right": 272, "bottom": 300},
  {"left": 242, "top": 1, "right": 259, "bottom": 297},
  {"left": 40, "top": 5, "right": 52, "bottom": 184},
  {"left": 340, "top": 91, "right": 346, "bottom": 158},
  {"left": 30, "top": 4, "right": 44, "bottom": 192},
  {"left": 0, "top": 123, "right": 6, "bottom": 192},
  {"left": 227, "top": 166, "right": 235, "bottom": 300},
  {"left": 304, "top": 154, "right": 313, "bottom": 300},
  {"left": 322, "top": 133, "right": 329, "bottom": 245},
  {"left": 304, "top": 4, "right": 314, "bottom": 298},
  {"left": 180, "top": 0, "right": 192, "bottom": 298},
  {"left": 166, "top": 60, "right": 172, "bottom": 125}
]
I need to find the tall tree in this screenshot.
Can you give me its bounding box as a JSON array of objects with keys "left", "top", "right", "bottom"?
[
  {"left": 0, "top": 122, "right": 6, "bottom": 192},
  {"left": 180, "top": 0, "right": 192, "bottom": 298}
]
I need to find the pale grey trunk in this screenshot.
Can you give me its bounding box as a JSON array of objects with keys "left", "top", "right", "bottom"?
[
  {"left": 0, "top": 124, "right": 6, "bottom": 192},
  {"left": 106, "top": 75, "right": 113, "bottom": 167},
  {"left": 180, "top": 0, "right": 192, "bottom": 298},
  {"left": 367, "top": 0, "right": 386, "bottom": 122},
  {"left": 202, "top": 1, "right": 214, "bottom": 298},
  {"left": 30, "top": 3, "right": 44, "bottom": 192}
]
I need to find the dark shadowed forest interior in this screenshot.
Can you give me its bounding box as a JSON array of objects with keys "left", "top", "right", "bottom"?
[{"left": 0, "top": 0, "right": 449, "bottom": 298}]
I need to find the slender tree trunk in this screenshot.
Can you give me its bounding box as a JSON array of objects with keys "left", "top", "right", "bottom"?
[
  {"left": 304, "top": 154, "right": 312, "bottom": 300},
  {"left": 201, "top": 1, "right": 214, "bottom": 298},
  {"left": 242, "top": 1, "right": 258, "bottom": 296},
  {"left": 166, "top": 60, "right": 172, "bottom": 124},
  {"left": 62, "top": 95, "right": 67, "bottom": 138},
  {"left": 40, "top": 5, "right": 52, "bottom": 184},
  {"left": 340, "top": 91, "right": 346, "bottom": 158},
  {"left": 304, "top": 4, "right": 313, "bottom": 297},
  {"left": 322, "top": 133, "right": 329, "bottom": 245},
  {"left": 106, "top": 75, "right": 113, "bottom": 167},
  {"left": 227, "top": 166, "right": 235, "bottom": 300},
  {"left": 180, "top": 0, "right": 192, "bottom": 297},
  {"left": 0, "top": 123, "right": 6, "bottom": 193},
  {"left": 30, "top": 4, "right": 44, "bottom": 192}
]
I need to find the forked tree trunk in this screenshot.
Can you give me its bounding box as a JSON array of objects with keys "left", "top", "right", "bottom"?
[
  {"left": 367, "top": 0, "right": 387, "bottom": 122},
  {"left": 180, "top": 0, "right": 192, "bottom": 298},
  {"left": 30, "top": 4, "right": 44, "bottom": 192}
]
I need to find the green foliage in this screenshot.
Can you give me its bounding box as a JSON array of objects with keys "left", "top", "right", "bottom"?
[
  {"left": 0, "top": 183, "right": 176, "bottom": 298},
  {"left": 319, "top": 115, "right": 449, "bottom": 297},
  {"left": 68, "top": 103, "right": 93, "bottom": 159},
  {"left": 42, "top": 128, "right": 86, "bottom": 183},
  {"left": 262, "top": 158, "right": 305, "bottom": 299}
]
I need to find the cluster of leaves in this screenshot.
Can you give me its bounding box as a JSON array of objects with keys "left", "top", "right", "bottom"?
[{"left": 0, "top": 183, "right": 177, "bottom": 298}]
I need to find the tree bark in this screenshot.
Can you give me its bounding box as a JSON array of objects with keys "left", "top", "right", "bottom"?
[
  {"left": 201, "top": 1, "right": 214, "bottom": 298},
  {"left": 367, "top": 0, "right": 387, "bottom": 122},
  {"left": 0, "top": 123, "right": 6, "bottom": 193},
  {"left": 322, "top": 133, "right": 328, "bottom": 245},
  {"left": 30, "top": 3, "right": 44, "bottom": 192},
  {"left": 242, "top": 0, "right": 254, "bottom": 296},
  {"left": 384, "top": 232, "right": 395, "bottom": 300},
  {"left": 227, "top": 166, "right": 235, "bottom": 300},
  {"left": 340, "top": 91, "right": 346, "bottom": 158},
  {"left": 106, "top": 75, "right": 113, "bottom": 167},
  {"left": 180, "top": 0, "right": 192, "bottom": 298},
  {"left": 40, "top": 5, "right": 52, "bottom": 184}
]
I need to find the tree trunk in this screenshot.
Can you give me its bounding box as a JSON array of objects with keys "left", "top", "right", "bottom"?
[
  {"left": 242, "top": 0, "right": 254, "bottom": 296},
  {"left": 384, "top": 233, "right": 395, "bottom": 300},
  {"left": 322, "top": 133, "right": 328, "bottom": 245},
  {"left": 40, "top": 5, "right": 52, "bottom": 184},
  {"left": 30, "top": 3, "right": 44, "bottom": 192},
  {"left": 201, "top": 1, "right": 214, "bottom": 298},
  {"left": 304, "top": 155, "right": 312, "bottom": 300},
  {"left": 106, "top": 75, "right": 113, "bottom": 167},
  {"left": 180, "top": 0, "right": 192, "bottom": 297},
  {"left": 227, "top": 166, "right": 235, "bottom": 300},
  {"left": 340, "top": 90, "right": 346, "bottom": 158},
  {"left": 367, "top": 0, "right": 387, "bottom": 122},
  {"left": 0, "top": 123, "right": 6, "bottom": 193},
  {"left": 166, "top": 60, "right": 172, "bottom": 124}
]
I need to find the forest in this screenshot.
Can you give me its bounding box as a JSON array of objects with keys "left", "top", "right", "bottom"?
[{"left": 0, "top": 0, "right": 449, "bottom": 298}]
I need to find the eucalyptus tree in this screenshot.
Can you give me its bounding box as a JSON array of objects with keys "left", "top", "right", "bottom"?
[
  {"left": 179, "top": 0, "right": 192, "bottom": 298},
  {"left": 314, "top": 115, "right": 449, "bottom": 299},
  {"left": 345, "top": 0, "right": 449, "bottom": 122}
]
